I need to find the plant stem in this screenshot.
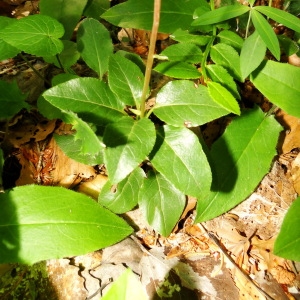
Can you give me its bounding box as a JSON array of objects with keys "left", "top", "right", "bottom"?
[
  {"left": 139, "top": 0, "right": 161, "bottom": 118},
  {"left": 245, "top": 9, "right": 252, "bottom": 38}
]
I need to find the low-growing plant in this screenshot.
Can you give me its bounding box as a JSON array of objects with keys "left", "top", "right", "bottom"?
[{"left": 0, "top": 0, "right": 299, "bottom": 265}]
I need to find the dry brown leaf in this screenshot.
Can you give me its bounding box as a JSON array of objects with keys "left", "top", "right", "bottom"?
[{"left": 290, "top": 153, "right": 300, "bottom": 194}]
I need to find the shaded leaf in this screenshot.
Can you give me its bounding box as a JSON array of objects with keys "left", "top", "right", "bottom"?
[
  {"left": 0, "top": 185, "right": 133, "bottom": 264},
  {"left": 154, "top": 61, "right": 201, "bottom": 79},
  {"left": 207, "top": 82, "right": 240, "bottom": 115},
  {"left": 278, "top": 35, "right": 299, "bottom": 56},
  {"left": 192, "top": 4, "right": 250, "bottom": 26},
  {"left": 108, "top": 54, "right": 144, "bottom": 106},
  {"left": 210, "top": 43, "right": 242, "bottom": 81},
  {"left": 84, "top": 0, "right": 110, "bottom": 19},
  {"left": 153, "top": 80, "right": 233, "bottom": 127},
  {"left": 274, "top": 197, "right": 300, "bottom": 261},
  {"left": 254, "top": 6, "right": 300, "bottom": 33},
  {"left": 103, "top": 117, "right": 155, "bottom": 184},
  {"left": 99, "top": 167, "right": 145, "bottom": 214},
  {"left": 101, "top": 0, "right": 201, "bottom": 33},
  {"left": 42, "top": 77, "right": 125, "bottom": 126},
  {"left": 250, "top": 60, "right": 300, "bottom": 118},
  {"left": 40, "top": 0, "right": 88, "bottom": 39},
  {"left": 0, "top": 80, "right": 29, "bottom": 119},
  {"left": 240, "top": 30, "right": 266, "bottom": 80},
  {"left": 150, "top": 125, "right": 212, "bottom": 198},
  {"left": 206, "top": 64, "right": 240, "bottom": 99},
  {"left": 170, "top": 29, "right": 211, "bottom": 46},
  {"left": 251, "top": 9, "right": 280, "bottom": 60},
  {"left": 0, "top": 15, "right": 64, "bottom": 57},
  {"left": 77, "top": 18, "right": 113, "bottom": 78},
  {"left": 139, "top": 171, "right": 185, "bottom": 236},
  {"left": 195, "top": 107, "right": 282, "bottom": 222},
  {"left": 217, "top": 30, "right": 244, "bottom": 52},
  {"left": 159, "top": 43, "right": 203, "bottom": 63},
  {"left": 102, "top": 268, "right": 148, "bottom": 300}
]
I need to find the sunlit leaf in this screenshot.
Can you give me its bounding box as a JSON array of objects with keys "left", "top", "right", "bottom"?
[
  {"left": 0, "top": 15, "right": 64, "bottom": 57},
  {"left": 99, "top": 167, "right": 145, "bottom": 214},
  {"left": 0, "top": 185, "right": 133, "bottom": 264},
  {"left": 251, "top": 9, "right": 280, "bottom": 60},
  {"left": 240, "top": 30, "right": 266, "bottom": 80},
  {"left": 153, "top": 80, "right": 232, "bottom": 127},
  {"left": 139, "top": 171, "right": 185, "bottom": 236},
  {"left": 217, "top": 30, "right": 244, "bottom": 52},
  {"left": 195, "top": 107, "right": 281, "bottom": 222},
  {"left": 274, "top": 197, "right": 300, "bottom": 261},
  {"left": 150, "top": 125, "right": 211, "bottom": 198},
  {"left": 170, "top": 29, "right": 211, "bottom": 46},
  {"left": 250, "top": 60, "right": 300, "bottom": 118},
  {"left": 77, "top": 18, "right": 113, "bottom": 78},
  {"left": 0, "top": 17, "right": 19, "bottom": 60},
  {"left": 103, "top": 117, "right": 155, "bottom": 184}
]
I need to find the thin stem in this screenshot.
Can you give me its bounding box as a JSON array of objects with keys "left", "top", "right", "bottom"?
[
  {"left": 20, "top": 53, "right": 51, "bottom": 86},
  {"left": 245, "top": 9, "right": 252, "bottom": 38},
  {"left": 139, "top": 0, "right": 161, "bottom": 118}
]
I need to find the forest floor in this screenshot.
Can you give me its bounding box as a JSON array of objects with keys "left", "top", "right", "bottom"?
[{"left": 0, "top": 1, "right": 300, "bottom": 300}]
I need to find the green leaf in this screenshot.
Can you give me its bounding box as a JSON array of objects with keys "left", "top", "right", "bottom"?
[
  {"left": 0, "top": 80, "right": 29, "bottom": 119},
  {"left": 251, "top": 9, "right": 280, "bottom": 61},
  {"left": 42, "top": 77, "right": 125, "bottom": 126},
  {"left": 210, "top": 43, "right": 242, "bottom": 81},
  {"left": 51, "top": 73, "right": 79, "bottom": 86},
  {"left": 150, "top": 125, "right": 212, "bottom": 198},
  {"left": 108, "top": 54, "right": 144, "bottom": 107},
  {"left": 99, "top": 167, "right": 145, "bottom": 214},
  {"left": 77, "top": 18, "right": 113, "bottom": 78},
  {"left": 158, "top": 43, "right": 203, "bottom": 63},
  {"left": 0, "top": 148, "right": 3, "bottom": 189},
  {"left": 206, "top": 64, "right": 240, "bottom": 99},
  {"left": 54, "top": 134, "right": 103, "bottom": 165},
  {"left": 195, "top": 107, "right": 282, "bottom": 222},
  {"left": 192, "top": 4, "right": 250, "bottom": 26},
  {"left": 170, "top": 29, "right": 211, "bottom": 46},
  {"left": 254, "top": 6, "right": 300, "bottom": 33},
  {"left": 60, "top": 111, "right": 105, "bottom": 156},
  {"left": 84, "top": 0, "right": 110, "bottom": 19},
  {"left": 207, "top": 82, "right": 240, "bottom": 115},
  {"left": 139, "top": 171, "right": 186, "bottom": 236},
  {"left": 153, "top": 80, "right": 232, "bottom": 127},
  {"left": 115, "top": 50, "right": 146, "bottom": 74},
  {"left": 39, "top": 0, "right": 88, "bottom": 39},
  {"left": 101, "top": 0, "right": 200, "bottom": 33},
  {"left": 274, "top": 197, "right": 300, "bottom": 261},
  {"left": 44, "top": 40, "right": 80, "bottom": 69},
  {"left": 103, "top": 117, "right": 156, "bottom": 184},
  {"left": 0, "top": 17, "right": 19, "bottom": 60},
  {"left": 217, "top": 30, "right": 244, "bottom": 52},
  {"left": 250, "top": 60, "right": 300, "bottom": 118},
  {"left": 154, "top": 61, "right": 201, "bottom": 79},
  {"left": 240, "top": 30, "right": 266, "bottom": 80},
  {"left": 0, "top": 15, "right": 64, "bottom": 57},
  {"left": 0, "top": 185, "right": 133, "bottom": 264},
  {"left": 278, "top": 35, "right": 299, "bottom": 56},
  {"left": 102, "top": 268, "right": 148, "bottom": 300}
]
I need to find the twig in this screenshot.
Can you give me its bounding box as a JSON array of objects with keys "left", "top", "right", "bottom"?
[{"left": 139, "top": 0, "right": 161, "bottom": 118}]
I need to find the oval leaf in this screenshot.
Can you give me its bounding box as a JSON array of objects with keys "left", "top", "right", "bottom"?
[
  {"left": 274, "top": 197, "right": 300, "bottom": 261},
  {"left": 154, "top": 61, "right": 201, "bottom": 79},
  {"left": 250, "top": 60, "right": 300, "bottom": 118},
  {"left": 153, "top": 80, "right": 233, "bottom": 126},
  {"left": 195, "top": 107, "right": 282, "bottom": 222},
  {"left": 42, "top": 77, "right": 125, "bottom": 126},
  {"left": 0, "top": 17, "right": 19, "bottom": 60},
  {"left": 0, "top": 15, "right": 64, "bottom": 57},
  {"left": 0, "top": 185, "right": 133, "bottom": 264},
  {"left": 251, "top": 9, "right": 280, "bottom": 61},
  {"left": 101, "top": 0, "right": 201, "bottom": 33},
  {"left": 103, "top": 117, "right": 156, "bottom": 184},
  {"left": 108, "top": 54, "right": 144, "bottom": 106},
  {"left": 207, "top": 82, "right": 240, "bottom": 115},
  {"left": 150, "top": 125, "right": 212, "bottom": 197},
  {"left": 77, "top": 18, "right": 113, "bottom": 78},
  {"left": 99, "top": 167, "right": 145, "bottom": 214},
  {"left": 240, "top": 30, "right": 266, "bottom": 80},
  {"left": 217, "top": 30, "right": 243, "bottom": 52},
  {"left": 139, "top": 171, "right": 186, "bottom": 236},
  {"left": 192, "top": 4, "right": 250, "bottom": 26}
]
